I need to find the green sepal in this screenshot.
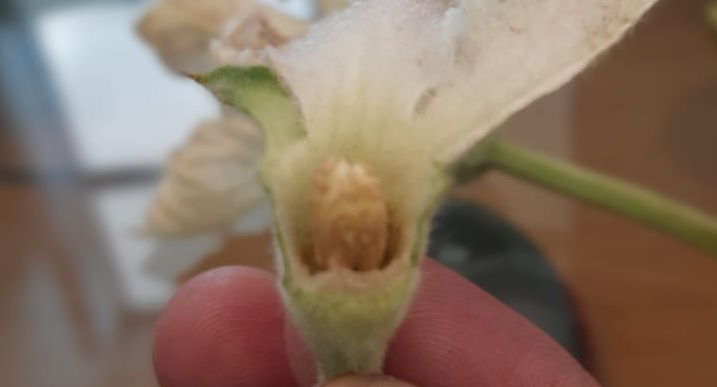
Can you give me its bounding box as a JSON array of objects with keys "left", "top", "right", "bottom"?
[
  {"left": 282, "top": 270, "right": 417, "bottom": 381},
  {"left": 448, "top": 130, "right": 502, "bottom": 184},
  {"left": 189, "top": 65, "right": 305, "bottom": 153}
]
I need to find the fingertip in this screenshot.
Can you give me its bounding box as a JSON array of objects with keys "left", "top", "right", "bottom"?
[
  {"left": 325, "top": 374, "right": 418, "bottom": 387},
  {"left": 284, "top": 318, "right": 317, "bottom": 387},
  {"left": 385, "top": 258, "right": 597, "bottom": 387},
  {"left": 153, "top": 266, "right": 297, "bottom": 387},
  {"left": 179, "top": 260, "right": 597, "bottom": 387}
]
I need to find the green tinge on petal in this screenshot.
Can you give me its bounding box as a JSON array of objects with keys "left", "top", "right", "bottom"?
[
  {"left": 189, "top": 65, "right": 305, "bottom": 153},
  {"left": 282, "top": 270, "right": 417, "bottom": 380},
  {"left": 449, "top": 130, "right": 502, "bottom": 184}
]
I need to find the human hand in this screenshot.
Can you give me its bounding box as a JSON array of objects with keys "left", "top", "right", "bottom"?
[{"left": 153, "top": 259, "right": 599, "bottom": 387}]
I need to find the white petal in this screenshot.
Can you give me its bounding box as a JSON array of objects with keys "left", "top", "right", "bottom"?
[
  {"left": 267, "top": 1, "right": 454, "bottom": 225},
  {"left": 145, "top": 116, "right": 269, "bottom": 236},
  {"left": 426, "top": 0, "right": 660, "bottom": 162},
  {"left": 209, "top": 6, "right": 308, "bottom": 66},
  {"left": 269, "top": 0, "right": 450, "bottom": 146},
  {"left": 143, "top": 236, "right": 220, "bottom": 283},
  {"left": 314, "top": 0, "right": 351, "bottom": 16},
  {"left": 270, "top": 0, "right": 660, "bottom": 165}
]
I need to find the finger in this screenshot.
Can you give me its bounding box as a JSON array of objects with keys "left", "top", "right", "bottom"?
[
  {"left": 285, "top": 319, "right": 316, "bottom": 386},
  {"left": 155, "top": 259, "right": 598, "bottom": 387},
  {"left": 287, "top": 259, "right": 598, "bottom": 387},
  {"left": 385, "top": 259, "right": 598, "bottom": 387},
  {"left": 153, "top": 266, "right": 297, "bottom": 387},
  {"left": 325, "top": 375, "right": 417, "bottom": 387}
]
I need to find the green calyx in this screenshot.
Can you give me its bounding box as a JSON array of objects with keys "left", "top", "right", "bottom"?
[
  {"left": 282, "top": 270, "right": 417, "bottom": 381},
  {"left": 188, "top": 65, "right": 305, "bottom": 153}
]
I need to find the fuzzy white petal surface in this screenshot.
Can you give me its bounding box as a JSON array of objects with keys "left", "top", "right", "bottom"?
[
  {"left": 209, "top": 6, "right": 308, "bottom": 66},
  {"left": 270, "top": 0, "right": 660, "bottom": 165}
]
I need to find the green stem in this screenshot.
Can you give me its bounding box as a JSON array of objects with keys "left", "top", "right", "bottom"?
[{"left": 484, "top": 139, "right": 717, "bottom": 257}]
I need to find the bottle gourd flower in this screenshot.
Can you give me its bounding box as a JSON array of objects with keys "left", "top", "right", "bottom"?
[{"left": 144, "top": 0, "right": 660, "bottom": 381}]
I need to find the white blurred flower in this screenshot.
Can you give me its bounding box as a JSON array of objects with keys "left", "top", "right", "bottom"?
[
  {"left": 145, "top": 116, "right": 265, "bottom": 236},
  {"left": 209, "top": 8, "right": 308, "bottom": 66},
  {"left": 139, "top": 0, "right": 309, "bottom": 237},
  {"left": 137, "top": 0, "right": 309, "bottom": 73},
  {"left": 314, "top": 0, "right": 350, "bottom": 16}
]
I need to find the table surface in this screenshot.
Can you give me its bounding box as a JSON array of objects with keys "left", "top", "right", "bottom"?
[{"left": 1, "top": 0, "right": 716, "bottom": 386}]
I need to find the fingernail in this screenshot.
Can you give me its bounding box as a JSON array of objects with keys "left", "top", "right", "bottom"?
[{"left": 324, "top": 374, "right": 418, "bottom": 387}]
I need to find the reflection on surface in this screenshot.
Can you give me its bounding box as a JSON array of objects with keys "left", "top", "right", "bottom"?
[{"left": 1, "top": 0, "right": 717, "bottom": 386}]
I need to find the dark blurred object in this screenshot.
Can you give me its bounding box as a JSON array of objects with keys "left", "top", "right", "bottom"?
[
  {"left": 429, "top": 199, "right": 582, "bottom": 361},
  {"left": 0, "top": 12, "right": 75, "bottom": 181},
  {"left": 0, "top": 1, "right": 19, "bottom": 21}
]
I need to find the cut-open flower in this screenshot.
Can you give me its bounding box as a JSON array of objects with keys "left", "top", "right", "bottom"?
[{"left": 144, "top": 0, "right": 661, "bottom": 381}]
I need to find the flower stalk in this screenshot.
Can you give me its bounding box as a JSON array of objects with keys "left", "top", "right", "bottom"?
[{"left": 483, "top": 139, "right": 717, "bottom": 257}]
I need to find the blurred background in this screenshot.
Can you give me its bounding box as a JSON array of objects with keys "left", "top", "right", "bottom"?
[{"left": 1, "top": 0, "right": 716, "bottom": 386}]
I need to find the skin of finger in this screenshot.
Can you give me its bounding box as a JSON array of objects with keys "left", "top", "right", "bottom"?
[
  {"left": 152, "top": 266, "right": 298, "bottom": 387},
  {"left": 384, "top": 259, "right": 598, "bottom": 387},
  {"left": 287, "top": 259, "right": 599, "bottom": 387},
  {"left": 154, "top": 260, "right": 598, "bottom": 387},
  {"left": 324, "top": 374, "right": 418, "bottom": 387}
]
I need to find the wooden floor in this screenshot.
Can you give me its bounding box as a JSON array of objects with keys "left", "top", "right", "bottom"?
[{"left": 1, "top": 0, "right": 716, "bottom": 386}]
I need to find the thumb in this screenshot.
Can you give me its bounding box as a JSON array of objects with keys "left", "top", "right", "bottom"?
[{"left": 325, "top": 375, "right": 418, "bottom": 387}]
